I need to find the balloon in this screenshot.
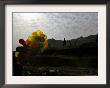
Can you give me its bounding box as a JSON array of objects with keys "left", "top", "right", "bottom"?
[
  {"left": 26, "top": 39, "right": 31, "bottom": 46},
  {"left": 32, "top": 32, "right": 37, "bottom": 37},
  {"left": 36, "top": 30, "right": 41, "bottom": 36},
  {"left": 44, "top": 41, "right": 48, "bottom": 48},
  {"left": 19, "top": 39, "right": 26, "bottom": 47}
]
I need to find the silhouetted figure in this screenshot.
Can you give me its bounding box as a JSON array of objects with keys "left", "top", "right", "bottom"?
[{"left": 63, "top": 38, "right": 66, "bottom": 46}]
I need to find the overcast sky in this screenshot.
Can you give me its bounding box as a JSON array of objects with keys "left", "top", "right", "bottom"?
[{"left": 13, "top": 12, "right": 98, "bottom": 51}]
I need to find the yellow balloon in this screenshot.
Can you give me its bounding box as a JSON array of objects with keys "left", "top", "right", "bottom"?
[{"left": 28, "top": 36, "right": 33, "bottom": 41}]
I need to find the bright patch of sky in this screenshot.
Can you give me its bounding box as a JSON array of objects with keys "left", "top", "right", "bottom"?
[{"left": 13, "top": 12, "right": 98, "bottom": 50}]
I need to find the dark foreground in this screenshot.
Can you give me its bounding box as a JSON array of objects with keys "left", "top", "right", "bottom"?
[{"left": 13, "top": 48, "right": 98, "bottom": 76}]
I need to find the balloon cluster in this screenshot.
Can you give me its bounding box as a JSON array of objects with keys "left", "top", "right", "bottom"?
[
  {"left": 19, "top": 29, "right": 48, "bottom": 51},
  {"left": 26, "top": 30, "right": 48, "bottom": 49}
]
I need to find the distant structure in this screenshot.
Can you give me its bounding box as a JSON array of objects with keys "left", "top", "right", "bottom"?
[
  {"left": 69, "top": 40, "right": 72, "bottom": 48},
  {"left": 45, "top": 34, "right": 98, "bottom": 49}
]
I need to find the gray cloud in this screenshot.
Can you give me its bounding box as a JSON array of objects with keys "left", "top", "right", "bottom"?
[{"left": 13, "top": 12, "right": 98, "bottom": 51}]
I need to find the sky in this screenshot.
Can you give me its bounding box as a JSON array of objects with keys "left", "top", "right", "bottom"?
[{"left": 13, "top": 12, "right": 98, "bottom": 51}]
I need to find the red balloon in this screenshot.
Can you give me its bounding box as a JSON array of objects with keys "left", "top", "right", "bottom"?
[{"left": 19, "top": 39, "right": 27, "bottom": 47}]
